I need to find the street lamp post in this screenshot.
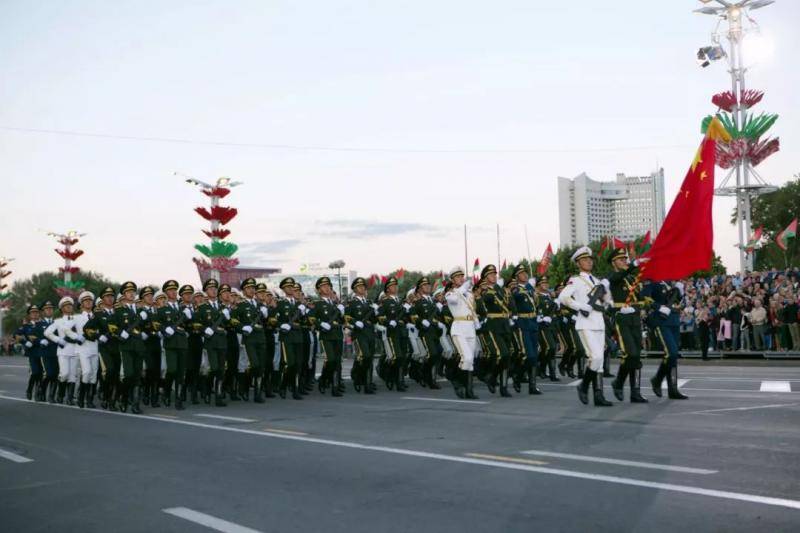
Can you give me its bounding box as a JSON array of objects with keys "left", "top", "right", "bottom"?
[
  {"left": 328, "top": 260, "right": 346, "bottom": 297},
  {"left": 695, "top": 0, "right": 778, "bottom": 273}
]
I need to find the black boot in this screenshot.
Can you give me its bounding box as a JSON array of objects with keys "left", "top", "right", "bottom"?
[
  {"left": 264, "top": 371, "right": 275, "bottom": 398},
  {"left": 603, "top": 352, "right": 614, "bottom": 378},
  {"left": 577, "top": 356, "right": 585, "bottom": 379},
  {"left": 46, "top": 379, "right": 56, "bottom": 403},
  {"left": 56, "top": 381, "right": 66, "bottom": 404},
  {"left": 292, "top": 373, "right": 303, "bottom": 400},
  {"left": 214, "top": 376, "right": 227, "bottom": 407},
  {"left": 162, "top": 377, "right": 172, "bottom": 407},
  {"left": 465, "top": 370, "right": 479, "bottom": 400},
  {"left": 239, "top": 373, "right": 250, "bottom": 401},
  {"left": 77, "top": 383, "right": 86, "bottom": 408},
  {"left": 26, "top": 375, "right": 37, "bottom": 400},
  {"left": 548, "top": 358, "right": 560, "bottom": 382},
  {"left": 667, "top": 365, "right": 689, "bottom": 400},
  {"left": 629, "top": 368, "right": 648, "bottom": 403},
  {"left": 528, "top": 362, "right": 542, "bottom": 395},
  {"left": 66, "top": 382, "right": 76, "bottom": 406},
  {"left": 612, "top": 365, "right": 629, "bottom": 402},
  {"left": 577, "top": 369, "right": 593, "bottom": 405},
  {"left": 253, "top": 376, "right": 266, "bottom": 403},
  {"left": 131, "top": 385, "right": 142, "bottom": 414},
  {"left": 332, "top": 368, "right": 343, "bottom": 397},
  {"left": 650, "top": 362, "right": 667, "bottom": 398},
  {"left": 151, "top": 378, "right": 161, "bottom": 408},
  {"left": 453, "top": 369, "right": 466, "bottom": 399},
  {"left": 142, "top": 376, "right": 151, "bottom": 406},
  {"left": 86, "top": 383, "right": 97, "bottom": 408},
  {"left": 500, "top": 368, "right": 512, "bottom": 397},
  {"left": 36, "top": 377, "right": 47, "bottom": 401},
  {"left": 592, "top": 373, "right": 613, "bottom": 407},
  {"left": 175, "top": 384, "right": 185, "bottom": 410},
  {"left": 337, "top": 367, "right": 346, "bottom": 393},
  {"left": 190, "top": 381, "right": 200, "bottom": 405}
]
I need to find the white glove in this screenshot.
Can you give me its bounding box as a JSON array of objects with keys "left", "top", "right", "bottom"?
[
  {"left": 140, "top": 332, "right": 149, "bottom": 340},
  {"left": 75, "top": 334, "right": 86, "bottom": 343},
  {"left": 337, "top": 304, "right": 345, "bottom": 314},
  {"left": 280, "top": 323, "right": 291, "bottom": 331},
  {"left": 182, "top": 308, "right": 192, "bottom": 319},
  {"left": 355, "top": 320, "right": 364, "bottom": 329},
  {"left": 260, "top": 306, "right": 269, "bottom": 318},
  {"left": 406, "top": 323, "right": 414, "bottom": 331},
  {"left": 436, "top": 302, "right": 443, "bottom": 311},
  {"left": 536, "top": 316, "right": 543, "bottom": 323},
  {"left": 99, "top": 335, "right": 108, "bottom": 343},
  {"left": 223, "top": 308, "right": 231, "bottom": 319},
  {"left": 600, "top": 279, "right": 610, "bottom": 290},
  {"left": 620, "top": 306, "right": 636, "bottom": 315},
  {"left": 298, "top": 304, "right": 307, "bottom": 313},
  {"left": 164, "top": 327, "right": 175, "bottom": 337},
  {"left": 402, "top": 303, "right": 411, "bottom": 311},
  {"left": 58, "top": 339, "right": 67, "bottom": 347},
  {"left": 204, "top": 327, "right": 214, "bottom": 337},
  {"left": 389, "top": 320, "right": 397, "bottom": 327},
  {"left": 632, "top": 257, "right": 650, "bottom": 267},
  {"left": 571, "top": 315, "right": 578, "bottom": 322},
  {"left": 512, "top": 315, "right": 518, "bottom": 322},
  {"left": 371, "top": 303, "right": 379, "bottom": 312},
  {"left": 508, "top": 319, "right": 515, "bottom": 326},
  {"left": 497, "top": 278, "right": 504, "bottom": 287},
  {"left": 659, "top": 305, "right": 671, "bottom": 316},
  {"left": 139, "top": 310, "right": 148, "bottom": 320},
  {"left": 543, "top": 316, "right": 552, "bottom": 324},
  {"left": 120, "top": 330, "right": 130, "bottom": 340},
  {"left": 375, "top": 324, "right": 387, "bottom": 333},
  {"left": 25, "top": 341, "right": 33, "bottom": 348},
  {"left": 320, "top": 322, "right": 332, "bottom": 331},
  {"left": 242, "top": 325, "right": 253, "bottom": 334},
  {"left": 422, "top": 319, "right": 431, "bottom": 328},
  {"left": 40, "top": 339, "right": 49, "bottom": 347},
  {"left": 438, "top": 322, "right": 447, "bottom": 333},
  {"left": 579, "top": 303, "right": 593, "bottom": 313}
]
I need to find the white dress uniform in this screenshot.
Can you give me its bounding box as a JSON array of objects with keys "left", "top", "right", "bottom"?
[
  {"left": 445, "top": 278, "right": 478, "bottom": 371},
  {"left": 73, "top": 310, "right": 100, "bottom": 385},
  {"left": 558, "top": 271, "right": 612, "bottom": 372},
  {"left": 44, "top": 314, "right": 80, "bottom": 384}
]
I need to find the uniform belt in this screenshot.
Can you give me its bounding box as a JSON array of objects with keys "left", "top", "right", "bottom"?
[
  {"left": 452, "top": 315, "right": 474, "bottom": 321},
  {"left": 486, "top": 313, "right": 509, "bottom": 319},
  {"left": 517, "top": 313, "right": 537, "bottom": 318},
  {"left": 613, "top": 302, "right": 644, "bottom": 308}
]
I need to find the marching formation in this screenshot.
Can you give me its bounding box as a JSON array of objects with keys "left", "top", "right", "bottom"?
[{"left": 14, "top": 246, "right": 690, "bottom": 413}]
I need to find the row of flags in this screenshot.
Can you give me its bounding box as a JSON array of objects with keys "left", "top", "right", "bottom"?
[{"left": 744, "top": 219, "right": 798, "bottom": 252}]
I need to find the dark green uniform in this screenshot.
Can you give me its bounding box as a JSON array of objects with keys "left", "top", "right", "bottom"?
[
  {"left": 96, "top": 304, "right": 121, "bottom": 409},
  {"left": 345, "top": 293, "right": 378, "bottom": 394},
  {"left": 156, "top": 299, "right": 188, "bottom": 409},
  {"left": 142, "top": 303, "right": 162, "bottom": 407},
  {"left": 311, "top": 296, "right": 344, "bottom": 396},
  {"left": 273, "top": 296, "right": 304, "bottom": 399},
  {"left": 114, "top": 301, "right": 146, "bottom": 413},
  {"left": 234, "top": 296, "right": 268, "bottom": 402},
  {"left": 196, "top": 298, "right": 229, "bottom": 406},
  {"left": 377, "top": 293, "right": 409, "bottom": 391},
  {"left": 480, "top": 282, "right": 513, "bottom": 396},
  {"left": 536, "top": 287, "right": 560, "bottom": 381},
  {"left": 412, "top": 293, "right": 442, "bottom": 389}
]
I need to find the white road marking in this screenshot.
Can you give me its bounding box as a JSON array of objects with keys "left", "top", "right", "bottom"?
[
  {"left": 760, "top": 381, "right": 792, "bottom": 393},
  {"left": 520, "top": 450, "right": 716, "bottom": 474},
  {"left": 567, "top": 380, "right": 582, "bottom": 386},
  {"left": 403, "top": 396, "right": 489, "bottom": 405},
  {"left": 661, "top": 378, "right": 689, "bottom": 388},
  {"left": 681, "top": 377, "right": 800, "bottom": 383},
  {"left": 163, "top": 507, "right": 262, "bottom": 533},
  {"left": 0, "top": 365, "right": 29, "bottom": 369},
  {"left": 194, "top": 414, "right": 256, "bottom": 423},
  {"left": 678, "top": 403, "right": 800, "bottom": 415},
  {"left": 0, "top": 447, "right": 33, "bottom": 464},
  {"left": 3, "top": 394, "right": 800, "bottom": 511}
]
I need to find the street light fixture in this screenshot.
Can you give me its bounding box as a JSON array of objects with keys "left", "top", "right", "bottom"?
[{"left": 328, "top": 260, "right": 346, "bottom": 297}]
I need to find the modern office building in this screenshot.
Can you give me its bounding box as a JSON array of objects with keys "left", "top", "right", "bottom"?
[{"left": 558, "top": 169, "right": 666, "bottom": 247}]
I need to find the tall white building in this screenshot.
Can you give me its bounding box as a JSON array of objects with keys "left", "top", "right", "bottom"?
[{"left": 558, "top": 169, "right": 666, "bottom": 247}]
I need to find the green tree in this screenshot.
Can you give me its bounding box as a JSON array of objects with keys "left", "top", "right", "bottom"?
[
  {"left": 733, "top": 177, "right": 800, "bottom": 270},
  {"left": 2, "top": 271, "right": 120, "bottom": 333}
]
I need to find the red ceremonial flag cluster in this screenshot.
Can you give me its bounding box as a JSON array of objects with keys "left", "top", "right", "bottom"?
[
  {"left": 641, "top": 117, "right": 731, "bottom": 281},
  {"left": 194, "top": 206, "right": 238, "bottom": 226},
  {"left": 202, "top": 228, "right": 232, "bottom": 240},
  {"left": 537, "top": 243, "right": 553, "bottom": 275},
  {"left": 55, "top": 249, "right": 84, "bottom": 261}
]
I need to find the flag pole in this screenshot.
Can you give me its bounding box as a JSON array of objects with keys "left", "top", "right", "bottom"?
[
  {"left": 464, "top": 224, "right": 468, "bottom": 276},
  {"left": 524, "top": 224, "right": 533, "bottom": 277},
  {"left": 496, "top": 223, "right": 501, "bottom": 268}
]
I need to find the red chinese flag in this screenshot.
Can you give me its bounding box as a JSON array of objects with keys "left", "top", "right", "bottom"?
[
  {"left": 613, "top": 237, "right": 627, "bottom": 250},
  {"left": 537, "top": 243, "right": 553, "bottom": 275},
  {"left": 641, "top": 230, "right": 651, "bottom": 247},
  {"left": 641, "top": 117, "right": 730, "bottom": 281}
]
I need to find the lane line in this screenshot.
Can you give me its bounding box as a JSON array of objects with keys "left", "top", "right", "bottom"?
[
  {"left": 163, "top": 507, "right": 262, "bottom": 533},
  {"left": 402, "top": 396, "right": 490, "bottom": 405},
  {"left": 466, "top": 453, "right": 548, "bottom": 466},
  {"left": 760, "top": 381, "right": 792, "bottom": 393},
  {"left": 0, "top": 365, "right": 29, "bottom": 369},
  {"left": 3, "top": 394, "right": 800, "bottom": 511},
  {"left": 194, "top": 414, "right": 257, "bottom": 423},
  {"left": 675, "top": 403, "right": 800, "bottom": 416},
  {"left": 520, "top": 450, "right": 716, "bottom": 474},
  {"left": 681, "top": 377, "right": 800, "bottom": 383},
  {"left": 0, "top": 447, "right": 33, "bottom": 464},
  {"left": 262, "top": 428, "right": 308, "bottom": 436},
  {"left": 151, "top": 413, "right": 179, "bottom": 419},
  {"left": 567, "top": 380, "right": 582, "bottom": 386},
  {"left": 661, "top": 378, "right": 689, "bottom": 388}
]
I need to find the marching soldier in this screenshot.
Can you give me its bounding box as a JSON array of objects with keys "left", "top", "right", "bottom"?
[
  {"left": 345, "top": 277, "right": 378, "bottom": 394},
  {"left": 557, "top": 247, "right": 613, "bottom": 407},
  {"left": 74, "top": 291, "right": 100, "bottom": 408},
  {"left": 44, "top": 297, "right": 81, "bottom": 405},
  {"left": 139, "top": 286, "right": 162, "bottom": 408},
  {"left": 221, "top": 284, "right": 243, "bottom": 400},
  {"left": 312, "top": 276, "right": 345, "bottom": 397},
  {"left": 157, "top": 280, "right": 188, "bottom": 410},
  {"left": 196, "top": 278, "right": 229, "bottom": 407},
  {"left": 296, "top": 283, "right": 316, "bottom": 395},
  {"left": 444, "top": 267, "right": 479, "bottom": 399},
  {"left": 535, "top": 277, "right": 560, "bottom": 382},
  {"left": 95, "top": 288, "right": 120, "bottom": 410},
  {"left": 480, "top": 265, "right": 514, "bottom": 397},
  {"left": 377, "top": 276, "right": 409, "bottom": 391},
  {"left": 255, "top": 284, "right": 277, "bottom": 399},
  {"left": 234, "top": 278, "right": 268, "bottom": 403},
  {"left": 15, "top": 305, "right": 43, "bottom": 400},
  {"left": 555, "top": 283, "right": 584, "bottom": 379},
  {"left": 38, "top": 301, "right": 60, "bottom": 403},
  {"left": 272, "top": 277, "right": 304, "bottom": 400},
  {"left": 412, "top": 277, "right": 442, "bottom": 389},
  {"left": 183, "top": 286, "right": 204, "bottom": 405},
  {"left": 511, "top": 265, "right": 541, "bottom": 395},
  {"left": 607, "top": 248, "right": 649, "bottom": 403},
  {"left": 114, "top": 281, "right": 148, "bottom": 413},
  {"left": 646, "top": 281, "right": 689, "bottom": 400}
]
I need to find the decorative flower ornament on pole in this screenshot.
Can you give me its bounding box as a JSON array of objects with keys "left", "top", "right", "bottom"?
[
  {"left": 47, "top": 230, "right": 86, "bottom": 298},
  {"left": 180, "top": 173, "right": 243, "bottom": 282},
  {"left": 0, "top": 257, "right": 13, "bottom": 311}
]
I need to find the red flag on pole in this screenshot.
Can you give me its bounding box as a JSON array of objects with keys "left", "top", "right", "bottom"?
[
  {"left": 613, "top": 237, "right": 627, "bottom": 250},
  {"left": 641, "top": 117, "right": 731, "bottom": 281},
  {"left": 775, "top": 218, "right": 798, "bottom": 251},
  {"left": 537, "top": 243, "right": 553, "bottom": 275},
  {"left": 642, "top": 230, "right": 652, "bottom": 247}
]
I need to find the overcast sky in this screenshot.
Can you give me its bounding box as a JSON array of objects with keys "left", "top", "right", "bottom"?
[{"left": 2, "top": 0, "right": 798, "bottom": 286}]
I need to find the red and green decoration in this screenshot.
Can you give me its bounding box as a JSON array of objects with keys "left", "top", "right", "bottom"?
[
  {"left": 775, "top": 218, "right": 797, "bottom": 251},
  {"left": 48, "top": 231, "right": 86, "bottom": 299},
  {"left": 0, "top": 257, "right": 13, "bottom": 311},
  {"left": 185, "top": 176, "right": 243, "bottom": 280},
  {"left": 701, "top": 89, "right": 780, "bottom": 169}
]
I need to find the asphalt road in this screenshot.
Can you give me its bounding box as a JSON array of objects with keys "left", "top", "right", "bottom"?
[{"left": 1, "top": 356, "right": 799, "bottom": 533}]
